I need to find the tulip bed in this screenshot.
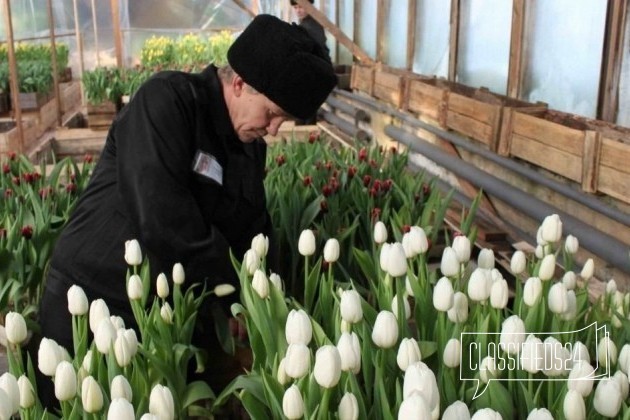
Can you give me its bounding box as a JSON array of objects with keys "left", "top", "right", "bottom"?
[{"left": 0, "top": 135, "right": 628, "bottom": 419}]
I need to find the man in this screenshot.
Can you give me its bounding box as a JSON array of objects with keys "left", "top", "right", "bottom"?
[
  {"left": 35, "top": 14, "right": 336, "bottom": 403},
  {"left": 290, "top": 0, "right": 329, "bottom": 59}
]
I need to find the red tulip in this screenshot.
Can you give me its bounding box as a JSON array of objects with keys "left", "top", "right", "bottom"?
[
  {"left": 21, "top": 225, "right": 33, "bottom": 239},
  {"left": 362, "top": 175, "right": 371, "bottom": 187},
  {"left": 303, "top": 176, "right": 312, "bottom": 186},
  {"left": 358, "top": 148, "right": 367, "bottom": 162}
]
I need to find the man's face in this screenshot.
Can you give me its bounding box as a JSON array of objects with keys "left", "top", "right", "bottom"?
[
  {"left": 293, "top": 5, "right": 308, "bottom": 20},
  {"left": 228, "top": 78, "right": 292, "bottom": 143}
]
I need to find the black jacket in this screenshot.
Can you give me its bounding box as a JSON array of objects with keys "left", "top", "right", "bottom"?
[
  {"left": 47, "top": 65, "right": 271, "bottom": 309},
  {"left": 300, "top": 15, "right": 330, "bottom": 59}
]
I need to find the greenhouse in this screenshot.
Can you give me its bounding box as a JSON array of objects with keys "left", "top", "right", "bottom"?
[{"left": 1, "top": 0, "right": 630, "bottom": 419}]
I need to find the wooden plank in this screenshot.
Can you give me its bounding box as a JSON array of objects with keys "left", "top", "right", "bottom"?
[
  {"left": 600, "top": 137, "right": 630, "bottom": 175},
  {"left": 373, "top": 71, "right": 403, "bottom": 107},
  {"left": 599, "top": 0, "right": 627, "bottom": 122},
  {"left": 448, "top": 93, "right": 498, "bottom": 125},
  {"left": 351, "top": 65, "right": 374, "bottom": 95},
  {"left": 598, "top": 166, "right": 630, "bottom": 204},
  {"left": 512, "top": 112, "right": 584, "bottom": 156},
  {"left": 446, "top": 111, "right": 494, "bottom": 146},
  {"left": 510, "top": 133, "right": 583, "bottom": 182},
  {"left": 376, "top": 0, "right": 388, "bottom": 63},
  {"left": 448, "top": 0, "right": 460, "bottom": 81},
  {"left": 497, "top": 107, "right": 514, "bottom": 156},
  {"left": 507, "top": 0, "right": 525, "bottom": 98},
  {"left": 406, "top": 0, "right": 417, "bottom": 71},
  {"left": 375, "top": 71, "right": 402, "bottom": 91},
  {"left": 407, "top": 80, "right": 446, "bottom": 122},
  {"left": 581, "top": 130, "right": 602, "bottom": 193}
]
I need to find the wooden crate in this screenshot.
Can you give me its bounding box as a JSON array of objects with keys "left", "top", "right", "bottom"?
[
  {"left": 18, "top": 91, "right": 49, "bottom": 111},
  {"left": 53, "top": 127, "right": 106, "bottom": 160},
  {"left": 60, "top": 81, "right": 81, "bottom": 114},
  {"left": 406, "top": 77, "right": 450, "bottom": 127},
  {"left": 373, "top": 69, "right": 406, "bottom": 108},
  {"left": 0, "top": 92, "right": 9, "bottom": 114},
  {"left": 589, "top": 124, "right": 630, "bottom": 203},
  {"left": 86, "top": 101, "right": 117, "bottom": 131},
  {"left": 350, "top": 64, "right": 374, "bottom": 95},
  {"left": 0, "top": 119, "right": 37, "bottom": 154}
]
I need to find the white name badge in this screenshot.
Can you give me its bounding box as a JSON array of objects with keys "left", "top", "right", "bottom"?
[{"left": 192, "top": 150, "right": 223, "bottom": 186}]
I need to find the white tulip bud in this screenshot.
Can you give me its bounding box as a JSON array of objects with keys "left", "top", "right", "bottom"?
[
  {"left": 510, "top": 250, "right": 527, "bottom": 275},
  {"left": 111, "top": 375, "right": 133, "bottom": 402},
  {"left": 285, "top": 309, "right": 312, "bottom": 345},
  {"left": 613, "top": 370, "right": 629, "bottom": 400},
  {"left": 562, "top": 271, "right": 577, "bottom": 290},
  {"left": 398, "top": 392, "right": 431, "bottom": 419},
  {"left": 467, "top": 268, "right": 491, "bottom": 302},
  {"left": 160, "top": 302, "right": 174, "bottom": 324},
  {"left": 499, "top": 315, "right": 526, "bottom": 355},
  {"left": 580, "top": 259, "right": 594, "bottom": 280},
  {"left": 443, "top": 338, "right": 461, "bottom": 368},
  {"left": 323, "top": 238, "right": 340, "bottom": 263},
  {"left": 379, "top": 243, "right": 391, "bottom": 272},
  {"left": 338, "top": 392, "right": 359, "bottom": 420},
  {"left": 5, "top": 312, "right": 27, "bottom": 345},
  {"left": 213, "top": 283, "right": 236, "bottom": 297},
  {"left": 108, "top": 398, "right": 135, "bottom": 420},
  {"left": 282, "top": 385, "right": 304, "bottom": 420},
  {"left": 527, "top": 408, "right": 553, "bottom": 420},
  {"left": 598, "top": 336, "right": 617, "bottom": 366},
  {"left": 563, "top": 389, "right": 585, "bottom": 420},
  {"left": 490, "top": 278, "right": 509, "bottom": 309},
  {"left": 535, "top": 245, "right": 544, "bottom": 259},
  {"left": 572, "top": 341, "right": 590, "bottom": 365},
  {"left": 124, "top": 239, "right": 143, "bottom": 266},
  {"left": 67, "top": 285, "right": 89, "bottom": 316},
  {"left": 38, "top": 338, "right": 63, "bottom": 377},
  {"left": 0, "top": 390, "right": 10, "bottom": 420},
  {"left": 337, "top": 332, "right": 361, "bottom": 374},
  {"left": 94, "top": 318, "right": 117, "bottom": 354},
  {"left": 277, "top": 358, "right": 289, "bottom": 385},
  {"left": 567, "top": 360, "right": 595, "bottom": 397},
  {"left": 402, "top": 232, "right": 415, "bottom": 259},
  {"left": 386, "top": 243, "right": 408, "bottom": 277},
  {"left": 520, "top": 335, "right": 544, "bottom": 374},
  {"left": 156, "top": 273, "right": 169, "bottom": 299},
  {"left": 405, "top": 276, "right": 416, "bottom": 297},
  {"left": 564, "top": 235, "right": 579, "bottom": 254},
  {"left": 269, "top": 273, "right": 283, "bottom": 291},
  {"left": 298, "top": 229, "right": 316, "bottom": 256},
  {"left": 523, "top": 277, "right": 542, "bottom": 306},
  {"left": 252, "top": 269, "right": 269, "bottom": 299},
  {"left": 54, "top": 361, "right": 77, "bottom": 401},
  {"left": 114, "top": 329, "right": 138, "bottom": 367},
  {"left": 560, "top": 290, "right": 577, "bottom": 321},
  {"left": 402, "top": 361, "right": 440, "bottom": 412},
  {"left": 284, "top": 343, "right": 311, "bottom": 379},
  {"left": 81, "top": 376, "right": 104, "bottom": 413},
  {"left": 314, "top": 345, "right": 342, "bottom": 388},
  {"left": 548, "top": 282, "right": 569, "bottom": 314},
  {"left": 440, "top": 247, "right": 460, "bottom": 277},
  {"left": 542, "top": 336, "right": 571, "bottom": 377},
  {"left": 373, "top": 221, "right": 388, "bottom": 244},
  {"left": 17, "top": 375, "right": 34, "bottom": 409},
  {"left": 0, "top": 373, "right": 19, "bottom": 415},
  {"left": 340, "top": 289, "right": 363, "bottom": 324},
  {"left": 477, "top": 248, "right": 495, "bottom": 269},
  {"left": 172, "top": 263, "right": 185, "bottom": 285},
  {"left": 479, "top": 356, "right": 498, "bottom": 383},
  {"left": 433, "top": 277, "right": 454, "bottom": 312},
  {"left": 149, "top": 384, "right": 175, "bottom": 420},
  {"left": 606, "top": 278, "right": 618, "bottom": 295},
  {"left": 243, "top": 249, "right": 259, "bottom": 275},
  {"left": 127, "top": 274, "right": 143, "bottom": 300},
  {"left": 619, "top": 344, "right": 630, "bottom": 374},
  {"left": 593, "top": 379, "right": 622, "bottom": 418},
  {"left": 541, "top": 214, "right": 562, "bottom": 243},
  {"left": 443, "top": 401, "right": 470, "bottom": 420},
  {"left": 140, "top": 414, "right": 160, "bottom": 420},
  {"left": 372, "top": 310, "right": 399, "bottom": 349},
  {"left": 447, "top": 292, "right": 469, "bottom": 323},
  {"left": 409, "top": 226, "right": 429, "bottom": 254},
  {"left": 89, "top": 299, "right": 110, "bottom": 334},
  {"left": 452, "top": 235, "right": 471, "bottom": 263},
  {"left": 110, "top": 315, "right": 125, "bottom": 331},
  {"left": 538, "top": 254, "right": 556, "bottom": 281},
  {"left": 250, "top": 233, "right": 269, "bottom": 258},
  {"left": 397, "top": 338, "right": 422, "bottom": 372}
]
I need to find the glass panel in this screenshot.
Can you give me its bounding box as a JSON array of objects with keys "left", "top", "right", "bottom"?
[
  {"left": 522, "top": 0, "right": 607, "bottom": 117},
  {"left": 384, "top": 0, "right": 408, "bottom": 68},
  {"left": 356, "top": 0, "right": 377, "bottom": 59},
  {"left": 457, "top": 0, "right": 512, "bottom": 94},
  {"left": 616, "top": 9, "right": 630, "bottom": 127},
  {"left": 324, "top": 0, "right": 336, "bottom": 62},
  {"left": 337, "top": 0, "right": 354, "bottom": 65},
  {"left": 413, "top": 0, "right": 450, "bottom": 77}
]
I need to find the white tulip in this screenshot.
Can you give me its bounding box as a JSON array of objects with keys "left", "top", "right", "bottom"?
[
  {"left": 564, "top": 235, "right": 579, "bottom": 254},
  {"left": 440, "top": 247, "right": 460, "bottom": 277},
  {"left": 124, "top": 239, "right": 143, "bottom": 266},
  {"left": 402, "top": 232, "right": 415, "bottom": 258},
  {"left": 402, "top": 362, "right": 439, "bottom": 414},
  {"left": 580, "top": 259, "right": 594, "bottom": 280},
  {"left": 81, "top": 376, "right": 104, "bottom": 413},
  {"left": 593, "top": 379, "right": 622, "bottom": 418},
  {"left": 523, "top": 277, "right": 542, "bottom": 306},
  {"left": 213, "top": 283, "right": 236, "bottom": 297},
  {"left": 606, "top": 278, "right": 618, "bottom": 295},
  {"left": 250, "top": 270, "right": 269, "bottom": 299},
  {"left": 285, "top": 309, "right": 312, "bottom": 345},
  {"left": 149, "top": 384, "right": 175, "bottom": 420},
  {"left": 542, "top": 336, "right": 571, "bottom": 377},
  {"left": 89, "top": 299, "right": 110, "bottom": 334},
  {"left": 560, "top": 290, "right": 577, "bottom": 321},
  {"left": 277, "top": 358, "right": 289, "bottom": 385},
  {"left": 520, "top": 334, "right": 544, "bottom": 374},
  {"left": 452, "top": 235, "right": 471, "bottom": 263},
  {"left": 510, "top": 250, "right": 527, "bottom": 275},
  {"left": 433, "top": 277, "right": 454, "bottom": 312},
  {"left": 110, "top": 315, "right": 125, "bottom": 331},
  {"left": 386, "top": 242, "right": 408, "bottom": 277},
  {"left": 472, "top": 408, "right": 502, "bottom": 420},
  {"left": 127, "top": 274, "right": 143, "bottom": 300},
  {"left": 323, "top": 238, "right": 340, "bottom": 263},
  {"left": 572, "top": 341, "right": 590, "bottom": 365},
  {"left": 598, "top": 336, "right": 617, "bottom": 366},
  {"left": 443, "top": 338, "right": 461, "bottom": 368},
  {"left": 527, "top": 408, "right": 553, "bottom": 420},
  {"left": 0, "top": 389, "right": 10, "bottom": 420},
  {"left": 156, "top": 273, "right": 169, "bottom": 299},
  {"left": 140, "top": 415, "right": 160, "bottom": 420},
  {"left": 269, "top": 273, "right": 283, "bottom": 292},
  {"left": 298, "top": 229, "right": 316, "bottom": 256},
  {"left": 447, "top": 292, "right": 469, "bottom": 323},
  {"left": 443, "top": 400, "right": 470, "bottom": 420},
  {"left": 337, "top": 332, "right": 361, "bottom": 374},
  {"left": 82, "top": 350, "right": 94, "bottom": 373},
  {"left": 379, "top": 243, "right": 391, "bottom": 272},
  {"left": 340, "top": 289, "right": 363, "bottom": 324},
  {"left": 373, "top": 221, "right": 388, "bottom": 244},
  {"left": 282, "top": 384, "right": 304, "bottom": 420},
  {"left": 567, "top": 360, "right": 595, "bottom": 397},
  {"left": 467, "top": 268, "right": 491, "bottom": 302},
  {"left": 17, "top": 375, "right": 34, "bottom": 409},
  {"left": 243, "top": 249, "right": 259, "bottom": 275},
  {"left": 541, "top": 214, "right": 562, "bottom": 243},
  {"left": 250, "top": 233, "right": 269, "bottom": 258},
  {"left": 114, "top": 328, "right": 138, "bottom": 367},
  {"left": 391, "top": 294, "right": 411, "bottom": 320},
  {"left": 398, "top": 392, "right": 431, "bottom": 420},
  {"left": 405, "top": 275, "right": 416, "bottom": 297},
  {"left": 54, "top": 360, "right": 77, "bottom": 401},
  {"left": 535, "top": 245, "right": 544, "bottom": 259},
  {"left": 563, "top": 389, "right": 585, "bottom": 420},
  {"left": 490, "top": 278, "right": 509, "bottom": 309},
  {"left": 499, "top": 315, "right": 526, "bottom": 355},
  {"left": 159, "top": 302, "right": 173, "bottom": 324},
  {"left": 538, "top": 254, "right": 556, "bottom": 281},
  {"left": 372, "top": 310, "right": 399, "bottom": 349},
  {"left": 479, "top": 356, "right": 498, "bottom": 383},
  {"left": 562, "top": 271, "right": 577, "bottom": 290},
  {"left": 108, "top": 398, "right": 135, "bottom": 420},
  {"left": 314, "top": 345, "right": 342, "bottom": 388},
  {"left": 38, "top": 337, "right": 63, "bottom": 377},
  {"left": 614, "top": 370, "right": 629, "bottom": 400},
  {"left": 172, "top": 262, "right": 185, "bottom": 285},
  {"left": 95, "top": 318, "right": 117, "bottom": 354},
  {"left": 111, "top": 375, "right": 133, "bottom": 402},
  {"left": 338, "top": 392, "right": 359, "bottom": 420},
  {"left": 67, "top": 285, "right": 89, "bottom": 316},
  {"left": 618, "top": 344, "right": 630, "bottom": 374},
  {"left": 477, "top": 248, "right": 495, "bottom": 269},
  {"left": 397, "top": 337, "right": 422, "bottom": 372},
  {"left": 548, "top": 282, "right": 569, "bottom": 314},
  {"left": 5, "top": 312, "right": 27, "bottom": 345},
  {"left": 0, "top": 372, "right": 19, "bottom": 415},
  {"left": 409, "top": 226, "right": 429, "bottom": 254},
  {"left": 284, "top": 343, "right": 311, "bottom": 379}
]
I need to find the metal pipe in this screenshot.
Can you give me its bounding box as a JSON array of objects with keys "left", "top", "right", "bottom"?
[
  {"left": 335, "top": 89, "right": 630, "bottom": 227},
  {"left": 386, "top": 125, "right": 630, "bottom": 274},
  {"left": 319, "top": 109, "right": 370, "bottom": 143},
  {"left": 325, "top": 96, "right": 371, "bottom": 123}
]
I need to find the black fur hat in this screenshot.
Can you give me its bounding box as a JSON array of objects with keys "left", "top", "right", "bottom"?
[{"left": 227, "top": 14, "right": 336, "bottom": 120}]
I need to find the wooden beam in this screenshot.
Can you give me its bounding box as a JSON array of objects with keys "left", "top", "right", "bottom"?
[
  {"left": 334, "top": 0, "right": 340, "bottom": 64},
  {"left": 598, "top": 0, "right": 627, "bottom": 122},
  {"left": 46, "top": 0, "right": 62, "bottom": 127},
  {"left": 294, "top": 0, "right": 374, "bottom": 65},
  {"left": 507, "top": 0, "right": 525, "bottom": 98},
  {"left": 448, "top": 0, "right": 460, "bottom": 81},
  {"left": 353, "top": 0, "right": 361, "bottom": 63},
  {"left": 231, "top": 0, "right": 256, "bottom": 18},
  {"left": 91, "top": 0, "right": 100, "bottom": 67},
  {"left": 111, "top": 0, "right": 123, "bottom": 67},
  {"left": 2, "top": 0, "right": 24, "bottom": 153},
  {"left": 406, "top": 0, "right": 418, "bottom": 71},
  {"left": 72, "top": 0, "right": 86, "bottom": 105},
  {"left": 376, "top": 0, "right": 388, "bottom": 63}
]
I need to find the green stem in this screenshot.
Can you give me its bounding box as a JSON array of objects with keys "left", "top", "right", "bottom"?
[{"left": 318, "top": 387, "right": 332, "bottom": 420}]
